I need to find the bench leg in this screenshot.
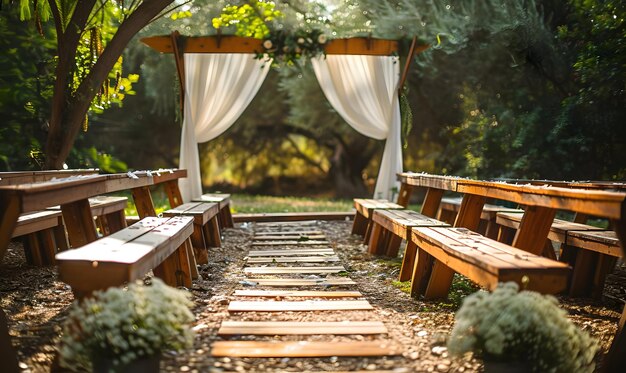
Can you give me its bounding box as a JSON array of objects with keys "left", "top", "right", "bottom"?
[
  {"left": 164, "top": 180, "right": 184, "bottom": 208},
  {"left": 61, "top": 199, "right": 99, "bottom": 248},
  {"left": 175, "top": 242, "right": 193, "bottom": 288},
  {"left": 399, "top": 239, "right": 417, "bottom": 282},
  {"left": 568, "top": 249, "right": 597, "bottom": 297},
  {"left": 367, "top": 222, "right": 384, "bottom": 255},
  {"left": 0, "top": 308, "right": 19, "bottom": 373},
  {"left": 206, "top": 217, "right": 222, "bottom": 247},
  {"left": 40, "top": 228, "right": 57, "bottom": 265},
  {"left": 154, "top": 244, "right": 193, "bottom": 288},
  {"left": 484, "top": 219, "right": 500, "bottom": 240},
  {"left": 191, "top": 225, "right": 209, "bottom": 265},
  {"left": 222, "top": 204, "right": 235, "bottom": 228},
  {"left": 23, "top": 234, "right": 42, "bottom": 265},
  {"left": 410, "top": 248, "right": 434, "bottom": 298},
  {"left": 385, "top": 233, "right": 403, "bottom": 257},
  {"left": 421, "top": 188, "right": 444, "bottom": 218},
  {"left": 591, "top": 254, "right": 617, "bottom": 300},
  {"left": 351, "top": 212, "right": 368, "bottom": 236},
  {"left": 185, "top": 239, "right": 200, "bottom": 280},
  {"left": 104, "top": 210, "right": 127, "bottom": 234},
  {"left": 53, "top": 217, "right": 69, "bottom": 251},
  {"left": 396, "top": 183, "right": 413, "bottom": 207},
  {"left": 424, "top": 260, "right": 456, "bottom": 300},
  {"left": 542, "top": 240, "right": 557, "bottom": 260},
  {"left": 131, "top": 186, "right": 157, "bottom": 218},
  {"left": 497, "top": 225, "right": 516, "bottom": 245}
]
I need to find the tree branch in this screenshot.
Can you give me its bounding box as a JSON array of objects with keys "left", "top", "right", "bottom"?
[{"left": 284, "top": 135, "right": 327, "bottom": 173}]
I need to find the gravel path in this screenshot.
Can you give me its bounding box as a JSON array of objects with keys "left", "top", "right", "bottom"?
[{"left": 0, "top": 220, "right": 623, "bottom": 372}]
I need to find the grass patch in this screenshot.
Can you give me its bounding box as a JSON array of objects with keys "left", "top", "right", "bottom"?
[
  {"left": 375, "top": 258, "right": 403, "bottom": 268},
  {"left": 230, "top": 194, "right": 352, "bottom": 213},
  {"left": 392, "top": 280, "right": 411, "bottom": 294},
  {"left": 433, "top": 275, "right": 480, "bottom": 310}
]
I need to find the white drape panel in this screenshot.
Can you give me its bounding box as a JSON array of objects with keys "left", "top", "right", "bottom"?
[
  {"left": 311, "top": 55, "right": 402, "bottom": 200},
  {"left": 179, "top": 53, "right": 271, "bottom": 201}
]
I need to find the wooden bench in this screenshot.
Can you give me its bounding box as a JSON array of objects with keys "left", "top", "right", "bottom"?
[
  {"left": 12, "top": 210, "right": 67, "bottom": 266},
  {"left": 162, "top": 201, "right": 221, "bottom": 265},
  {"left": 351, "top": 198, "right": 403, "bottom": 242},
  {"left": 56, "top": 216, "right": 195, "bottom": 297},
  {"left": 497, "top": 211, "right": 620, "bottom": 298},
  {"left": 192, "top": 193, "right": 235, "bottom": 228},
  {"left": 367, "top": 209, "right": 449, "bottom": 278},
  {"left": 410, "top": 227, "right": 571, "bottom": 296},
  {"left": 48, "top": 195, "right": 129, "bottom": 238},
  {"left": 393, "top": 174, "right": 626, "bottom": 301}
]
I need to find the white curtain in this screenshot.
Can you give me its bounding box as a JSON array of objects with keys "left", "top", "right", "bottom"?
[
  {"left": 311, "top": 55, "right": 402, "bottom": 200},
  {"left": 179, "top": 53, "right": 271, "bottom": 201}
]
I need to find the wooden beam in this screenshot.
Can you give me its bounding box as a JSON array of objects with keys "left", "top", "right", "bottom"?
[{"left": 141, "top": 35, "right": 428, "bottom": 56}]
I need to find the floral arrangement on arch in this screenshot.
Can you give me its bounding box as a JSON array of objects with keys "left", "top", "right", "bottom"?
[
  {"left": 447, "top": 282, "right": 597, "bottom": 372},
  {"left": 258, "top": 28, "right": 327, "bottom": 66},
  {"left": 59, "top": 278, "right": 195, "bottom": 371}
]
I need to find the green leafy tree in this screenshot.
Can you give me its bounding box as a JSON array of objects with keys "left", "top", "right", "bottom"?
[{"left": 2, "top": 0, "right": 179, "bottom": 169}]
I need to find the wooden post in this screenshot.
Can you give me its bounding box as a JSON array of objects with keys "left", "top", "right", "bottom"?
[
  {"left": 398, "top": 36, "right": 418, "bottom": 95},
  {"left": 171, "top": 31, "right": 185, "bottom": 120}
]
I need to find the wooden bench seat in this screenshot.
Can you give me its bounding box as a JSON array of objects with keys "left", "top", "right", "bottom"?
[
  {"left": 368, "top": 209, "right": 449, "bottom": 262},
  {"left": 162, "top": 202, "right": 221, "bottom": 265},
  {"left": 192, "top": 193, "right": 235, "bottom": 228},
  {"left": 56, "top": 216, "right": 195, "bottom": 297},
  {"left": 497, "top": 211, "right": 620, "bottom": 298},
  {"left": 438, "top": 197, "right": 524, "bottom": 238},
  {"left": 12, "top": 210, "right": 67, "bottom": 266},
  {"left": 409, "top": 227, "right": 571, "bottom": 299},
  {"left": 351, "top": 198, "right": 404, "bottom": 242}
]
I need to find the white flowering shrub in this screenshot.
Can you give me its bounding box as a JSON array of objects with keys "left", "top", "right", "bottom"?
[
  {"left": 60, "top": 278, "right": 194, "bottom": 371},
  {"left": 447, "top": 282, "right": 597, "bottom": 372}
]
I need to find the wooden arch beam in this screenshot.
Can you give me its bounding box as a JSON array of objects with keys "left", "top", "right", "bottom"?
[{"left": 141, "top": 35, "right": 429, "bottom": 56}]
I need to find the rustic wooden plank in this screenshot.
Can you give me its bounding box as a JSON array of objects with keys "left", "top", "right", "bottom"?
[
  {"left": 252, "top": 234, "right": 327, "bottom": 240},
  {"left": 228, "top": 300, "right": 372, "bottom": 312},
  {"left": 235, "top": 212, "right": 354, "bottom": 222},
  {"left": 244, "top": 266, "right": 345, "bottom": 274},
  {"left": 254, "top": 230, "right": 324, "bottom": 236},
  {"left": 248, "top": 249, "right": 335, "bottom": 257},
  {"left": 354, "top": 199, "right": 404, "bottom": 218},
  {"left": 252, "top": 240, "right": 329, "bottom": 246},
  {"left": 247, "top": 256, "right": 340, "bottom": 263},
  {"left": 218, "top": 321, "right": 386, "bottom": 335},
  {"left": 233, "top": 290, "right": 362, "bottom": 297},
  {"left": 210, "top": 340, "right": 401, "bottom": 357},
  {"left": 242, "top": 278, "right": 356, "bottom": 286}
]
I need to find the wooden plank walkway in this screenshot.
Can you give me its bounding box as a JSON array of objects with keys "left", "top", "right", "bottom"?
[{"left": 209, "top": 222, "right": 402, "bottom": 359}]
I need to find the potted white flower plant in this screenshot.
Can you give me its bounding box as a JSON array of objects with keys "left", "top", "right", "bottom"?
[
  {"left": 447, "top": 282, "right": 597, "bottom": 373},
  {"left": 59, "top": 278, "right": 195, "bottom": 373}
]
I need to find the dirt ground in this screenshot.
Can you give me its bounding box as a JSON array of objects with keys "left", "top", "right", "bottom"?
[{"left": 1, "top": 220, "right": 624, "bottom": 372}]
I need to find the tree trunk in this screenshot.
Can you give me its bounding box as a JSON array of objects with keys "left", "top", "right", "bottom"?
[
  {"left": 44, "top": 0, "right": 175, "bottom": 169},
  {"left": 328, "top": 139, "right": 377, "bottom": 198}
]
